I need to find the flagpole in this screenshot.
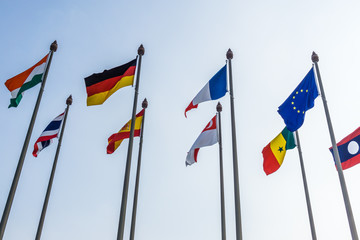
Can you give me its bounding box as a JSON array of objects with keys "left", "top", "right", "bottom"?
[
  {"left": 226, "top": 49, "right": 242, "bottom": 240},
  {"left": 35, "top": 95, "right": 72, "bottom": 240},
  {"left": 217, "top": 102, "right": 227, "bottom": 240},
  {"left": 117, "top": 44, "right": 145, "bottom": 240},
  {"left": 294, "top": 130, "right": 317, "bottom": 240},
  {"left": 0, "top": 41, "right": 58, "bottom": 240},
  {"left": 129, "top": 98, "right": 147, "bottom": 240},
  {"left": 312, "top": 52, "right": 358, "bottom": 240}
]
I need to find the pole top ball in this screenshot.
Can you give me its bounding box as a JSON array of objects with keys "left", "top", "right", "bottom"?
[
  {"left": 142, "top": 98, "right": 148, "bottom": 109},
  {"left": 50, "top": 41, "right": 58, "bottom": 52},
  {"left": 66, "top": 95, "right": 73, "bottom": 105},
  {"left": 312, "top": 51, "right": 319, "bottom": 63},
  {"left": 226, "top": 48, "right": 233, "bottom": 60},
  {"left": 138, "top": 44, "right": 145, "bottom": 56},
  {"left": 217, "top": 102, "right": 222, "bottom": 112}
]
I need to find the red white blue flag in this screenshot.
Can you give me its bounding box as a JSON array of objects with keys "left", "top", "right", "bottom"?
[
  {"left": 330, "top": 127, "right": 360, "bottom": 170},
  {"left": 186, "top": 115, "right": 218, "bottom": 166},
  {"left": 185, "top": 65, "right": 227, "bottom": 117},
  {"left": 33, "top": 112, "right": 64, "bottom": 157}
]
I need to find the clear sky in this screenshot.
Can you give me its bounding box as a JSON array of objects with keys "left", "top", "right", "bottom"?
[{"left": 1, "top": 0, "right": 360, "bottom": 239}]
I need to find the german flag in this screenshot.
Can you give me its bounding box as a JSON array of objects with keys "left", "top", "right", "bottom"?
[
  {"left": 85, "top": 58, "right": 137, "bottom": 106},
  {"left": 107, "top": 109, "right": 144, "bottom": 154}
]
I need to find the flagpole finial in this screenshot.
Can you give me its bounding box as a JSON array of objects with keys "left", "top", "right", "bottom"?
[
  {"left": 138, "top": 44, "right": 145, "bottom": 56},
  {"left": 311, "top": 51, "right": 319, "bottom": 63},
  {"left": 226, "top": 48, "right": 233, "bottom": 60},
  {"left": 50, "top": 41, "right": 58, "bottom": 52},
  {"left": 66, "top": 95, "right": 73, "bottom": 105},
  {"left": 142, "top": 98, "right": 148, "bottom": 109},
  {"left": 217, "top": 102, "right": 222, "bottom": 112}
]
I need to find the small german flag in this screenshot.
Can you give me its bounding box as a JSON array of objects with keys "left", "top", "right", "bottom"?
[{"left": 85, "top": 58, "right": 137, "bottom": 106}]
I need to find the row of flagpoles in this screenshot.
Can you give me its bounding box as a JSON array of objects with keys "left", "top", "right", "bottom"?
[
  {"left": 0, "top": 42, "right": 150, "bottom": 240},
  {"left": 2, "top": 40, "right": 360, "bottom": 240},
  {"left": 182, "top": 51, "right": 360, "bottom": 240}
]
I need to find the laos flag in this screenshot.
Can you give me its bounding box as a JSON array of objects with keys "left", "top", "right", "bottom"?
[
  {"left": 185, "top": 65, "right": 227, "bottom": 117},
  {"left": 330, "top": 127, "right": 360, "bottom": 170}
]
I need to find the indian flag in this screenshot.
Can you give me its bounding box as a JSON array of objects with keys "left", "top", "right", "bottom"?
[
  {"left": 5, "top": 54, "right": 49, "bottom": 108},
  {"left": 262, "top": 127, "right": 296, "bottom": 175}
]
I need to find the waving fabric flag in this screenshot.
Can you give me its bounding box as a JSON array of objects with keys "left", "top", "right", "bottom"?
[
  {"left": 278, "top": 67, "right": 319, "bottom": 132},
  {"left": 107, "top": 109, "right": 144, "bottom": 154},
  {"left": 186, "top": 115, "right": 218, "bottom": 166},
  {"left": 33, "top": 112, "right": 64, "bottom": 157},
  {"left": 5, "top": 54, "right": 49, "bottom": 108},
  {"left": 329, "top": 127, "right": 360, "bottom": 170},
  {"left": 185, "top": 65, "right": 227, "bottom": 117},
  {"left": 262, "top": 127, "right": 296, "bottom": 175},
  {"left": 85, "top": 58, "right": 137, "bottom": 106}
]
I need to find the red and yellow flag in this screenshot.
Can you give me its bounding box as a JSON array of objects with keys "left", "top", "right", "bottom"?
[
  {"left": 262, "top": 127, "right": 296, "bottom": 175},
  {"left": 107, "top": 109, "right": 144, "bottom": 154}
]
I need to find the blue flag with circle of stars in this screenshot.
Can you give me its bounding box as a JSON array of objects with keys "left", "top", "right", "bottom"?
[{"left": 278, "top": 67, "right": 319, "bottom": 132}]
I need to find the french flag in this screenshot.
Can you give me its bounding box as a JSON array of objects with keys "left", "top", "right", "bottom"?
[
  {"left": 185, "top": 65, "right": 227, "bottom": 117},
  {"left": 33, "top": 112, "right": 65, "bottom": 157},
  {"left": 186, "top": 115, "right": 218, "bottom": 166}
]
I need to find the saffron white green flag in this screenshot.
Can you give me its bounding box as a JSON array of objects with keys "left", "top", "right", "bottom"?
[{"left": 5, "top": 54, "right": 49, "bottom": 108}]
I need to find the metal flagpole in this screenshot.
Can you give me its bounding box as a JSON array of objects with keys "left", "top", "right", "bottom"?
[
  {"left": 226, "top": 49, "right": 242, "bottom": 240},
  {"left": 129, "top": 98, "right": 148, "bottom": 240},
  {"left": 35, "top": 95, "right": 72, "bottom": 240},
  {"left": 294, "top": 130, "right": 317, "bottom": 240},
  {"left": 117, "top": 44, "right": 145, "bottom": 240},
  {"left": 312, "top": 52, "right": 358, "bottom": 240},
  {"left": 217, "top": 102, "right": 227, "bottom": 240},
  {"left": 0, "top": 40, "right": 58, "bottom": 240}
]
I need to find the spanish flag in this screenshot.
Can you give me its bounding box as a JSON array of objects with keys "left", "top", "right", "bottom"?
[
  {"left": 262, "top": 127, "right": 296, "bottom": 175},
  {"left": 5, "top": 54, "right": 49, "bottom": 108},
  {"left": 85, "top": 58, "right": 137, "bottom": 106},
  {"left": 107, "top": 109, "right": 144, "bottom": 154}
]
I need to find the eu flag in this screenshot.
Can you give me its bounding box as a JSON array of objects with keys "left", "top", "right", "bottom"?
[{"left": 278, "top": 67, "right": 319, "bottom": 132}]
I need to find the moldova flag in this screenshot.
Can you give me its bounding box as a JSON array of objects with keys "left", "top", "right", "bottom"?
[
  {"left": 85, "top": 58, "right": 137, "bottom": 106},
  {"left": 330, "top": 127, "right": 360, "bottom": 170}
]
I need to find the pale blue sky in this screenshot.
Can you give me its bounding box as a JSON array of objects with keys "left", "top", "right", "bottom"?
[{"left": 1, "top": 0, "right": 360, "bottom": 239}]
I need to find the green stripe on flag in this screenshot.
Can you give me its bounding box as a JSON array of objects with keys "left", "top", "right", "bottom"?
[
  {"left": 282, "top": 127, "right": 296, "bottom": 150},
  {"left": 8, "top": 74, "right": 43, "bottom": 108}
]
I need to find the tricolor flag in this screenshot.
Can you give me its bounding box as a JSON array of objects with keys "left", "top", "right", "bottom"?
[
  {"left": 185, "top": 65, "right": 227, "bottom": 117},
  {"left": 5, "top": 54, "right": 49, "bottom": 108},
  {"left": 186, "top": 115, "right": 218, "bottom": 166},
  {"left": 33, "top": 112, "right": 65, "bottom": 157},
  {"left": 278, "top": 67, "right": 319, "bottom": 132},
  {"left": 330, "top": 127, "right": 360, "bottom": 170},
  {"left": 107, "top": 109, "right": 144, "bottom": 154},
  {"left": 262, "top": 127, "right": 296, "bottom": 175},
  {"left": 85, "top": 59, "right": 137, "bottom": 106}
]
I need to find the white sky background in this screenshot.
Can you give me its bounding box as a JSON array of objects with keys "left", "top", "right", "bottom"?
[{"left": 1, "top": 0, "right": 360, "bottom": 239}]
